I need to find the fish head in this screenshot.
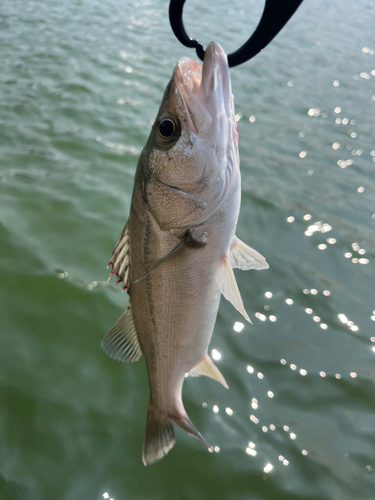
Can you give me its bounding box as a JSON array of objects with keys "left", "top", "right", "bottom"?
[{"left": 140, "top": 42, "right": 239, "bottom": 230}]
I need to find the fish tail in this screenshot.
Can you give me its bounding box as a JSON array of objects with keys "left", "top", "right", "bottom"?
[
  {"left": 173, "top": 412, "right": 211, "bottom": 449},
  {"left": 142, "top": 402, "right": 211, "bottom": 465},
  {"left": 142, "top": 402, "right": 175, "bottom": 466}
]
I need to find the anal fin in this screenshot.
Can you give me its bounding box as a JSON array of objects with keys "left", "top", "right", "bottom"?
[
  {"left": 101, "top": 303, "right": 143, "bottom": 363},
  {"left": 230, "top": 236, "right": 269, "bottom": 271},
  {"left": 220, "top": 257, "right": 252, "bottom": 323},
  {"left": 189, "top": 355, "right": 229, "bottom": 389}
]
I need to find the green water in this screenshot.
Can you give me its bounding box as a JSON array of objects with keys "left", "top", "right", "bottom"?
[{"left": 1, "top": 0, "right": 375, "bottom": 498}]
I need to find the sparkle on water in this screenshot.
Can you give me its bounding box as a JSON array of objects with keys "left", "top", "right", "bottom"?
[
  {"left": 211, "top": 349, "right": 222, "bottom": 361},
  {"left": 264, "top": 463, "right": 273, "bottom": 473},
  {"left": 233, "top": 321, "right": 245, "bottom": 332}
]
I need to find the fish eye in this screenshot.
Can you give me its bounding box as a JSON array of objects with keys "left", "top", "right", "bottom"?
[{"left": 158, "top": 119, "right": 175, "bottom": 139}]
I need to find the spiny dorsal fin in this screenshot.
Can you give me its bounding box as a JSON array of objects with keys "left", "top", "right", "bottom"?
[
  {"left": 101, "top": 303, "right": 143, "bottom": 363},
  {"left": 108, "top": 222, "right": 129, "bottom": 290},
  {"left": 220, "top": 257, "right": 252, "bottom": 323},
  {"left": 230, "top": 236, "right": 269, "bottom": 271},
  {"left": 189, "top": 355, "right": 229, "bottom": 389}
]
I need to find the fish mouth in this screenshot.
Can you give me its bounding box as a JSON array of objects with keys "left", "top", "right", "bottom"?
[
  {"left": 174, "top": 42, "right": 234, "bottom": 136},
  {"left": 171, "top": 43, "right": 238, "bottom": 227},
  {"left": 175, "top": 57, "right": 202, "bottom": 97}
]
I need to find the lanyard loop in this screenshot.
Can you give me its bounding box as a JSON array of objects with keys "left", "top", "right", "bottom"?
[{"left": 169, "top": 0, "right": 304, "bottom": 67}]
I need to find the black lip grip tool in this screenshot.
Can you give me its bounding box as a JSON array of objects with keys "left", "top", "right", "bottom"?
[{"left": 169, "top": 0, "right": 304, "bottom": 67}]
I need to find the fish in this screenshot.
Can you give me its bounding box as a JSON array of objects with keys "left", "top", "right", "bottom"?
[{"left": 102, "top": 41, "right": 269, "bottom": 466}]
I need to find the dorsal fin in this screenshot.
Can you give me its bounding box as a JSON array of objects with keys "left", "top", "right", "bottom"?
[
  {"left": 189, "top": 355, "right": 229, "bottom": 388},
  {"left": 230, "top": 236, "right": 269, "bottom": 271},
  {"left": 108, "top": 222, "right": 130, "bottom": 290},
  {"left": 220, "top": 257, "right": 252, "bottom": 323},
  {"left": 101, "top": 303, "right": 143, "bottom": 363}
]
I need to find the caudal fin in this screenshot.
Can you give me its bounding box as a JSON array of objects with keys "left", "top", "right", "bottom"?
[
  {"left": 142, "top": 406, "right": 176, "bottom": 466},
  {"left": 142, "top": 402, "right": 210, "bottom": 466},
  {"left": 174, "top": 414, "right": 210, "bottom": 448}
]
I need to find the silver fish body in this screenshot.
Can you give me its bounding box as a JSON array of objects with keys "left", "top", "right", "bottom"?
[{"left": 102, "top": 42, "right": 268, "bottom": 465}]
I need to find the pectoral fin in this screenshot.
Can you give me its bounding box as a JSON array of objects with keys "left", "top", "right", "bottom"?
[
  {"left": 189, "top": 355, "right": 229, "bottom": 389},
  {"left": 220, "top": 257, "right": 252, "bottom": 323},
  {"left": 134, "top": 230, "right": 206, "bottom": 284},
  {"left": 101, "top": 303, "right": 143, "bottom": 363},
  {"left": 134, "top": 236, "right": 187, "bottom": 284},
  {"left": 230, "top": 236, "right": 269, "bottom": 271},
  {"left": 108, "top": 222, "right": 130, "bottom": 290}
]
